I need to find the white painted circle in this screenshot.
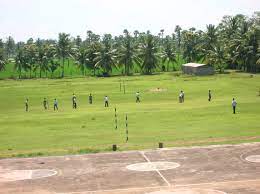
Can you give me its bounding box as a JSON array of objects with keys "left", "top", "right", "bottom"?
[
  {"left": 147, "top": 189, "right": 227, "bottom": 194},
  {"left": 0, "top": 169, "right": 57, "bottom": 182},
  {"left": 245, "top": 155, "right": 260, "bottom": 163},
  {"left": 126, "top": 162, "right": 180, "bottom": 171}
]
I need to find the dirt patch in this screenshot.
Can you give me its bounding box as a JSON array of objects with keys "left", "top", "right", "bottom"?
[
  {"left": 147, "top": 189, "right": 227, "bottom": 194},
  {"left": 149, "top": 88, "right": 167, "bottom": 92}
]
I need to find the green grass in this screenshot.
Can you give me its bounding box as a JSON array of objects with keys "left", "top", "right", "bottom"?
[
  {"left": 0, "top": 60, "right": 90, "bottom": 79},
  {"left": 0, "top": 58, "right": 183, "bottom": 79},
  {"left": 0, "top": 72, "right": 260, "bottom": 158}
]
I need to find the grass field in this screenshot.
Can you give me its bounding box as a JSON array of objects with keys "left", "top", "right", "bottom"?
[
  {"left": 0, "top": 72, "right": 260, "bottom": 158},
  {"left": 0, "top": 59, "right": 184, "bottom": 79}
]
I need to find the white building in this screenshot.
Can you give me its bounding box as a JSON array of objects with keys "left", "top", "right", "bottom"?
[{"left": 182, "top": 63, "right": 214, "bottom": 75}]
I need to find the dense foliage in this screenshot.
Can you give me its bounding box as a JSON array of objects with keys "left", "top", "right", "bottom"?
[{"left": 0, "top": 12, "right": 259, "bottom": 78}]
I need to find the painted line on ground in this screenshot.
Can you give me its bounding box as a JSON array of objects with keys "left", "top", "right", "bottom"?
[
  {"left": 29, "top": 170, "right": 33, "bottom": 179},
  {"left": 139, "top": 151, "right": 171, "bottom": 187}
]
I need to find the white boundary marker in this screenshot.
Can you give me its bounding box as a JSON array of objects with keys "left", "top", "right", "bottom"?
[
  {"left": 0, "top": 169, "right": 57, "bottom": 182},
  {"left": 57, "top": 179, "right": 260, "bottom": 194},
  {"left": 245, "top": 155, "right": 260, "bottom": 163},
  {"left": 126, "top": 161, "right": 180, "bottom": 171},
  {"left": 29, "top": 170, "right": 33, "bottom": 179},
  {"left": 240, "top": 148, "right": 260, "bottom": 163},
  {"left": 32, "top": 169, "right": 58, "bottom": 179},
  {"left": 140, "top": 151, "right": 171, "bottom": 187}
]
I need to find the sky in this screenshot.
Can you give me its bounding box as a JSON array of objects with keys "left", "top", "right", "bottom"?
[{"left": 0, "top": 0, "right": 259, "bottom": 42}]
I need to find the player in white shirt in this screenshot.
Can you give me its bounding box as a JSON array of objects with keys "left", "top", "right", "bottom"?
[
  {"left": 54, "top": 98, "right": 58, "bottom": 111},
  {"left": 104, "top": 96, "right": 109, "bottom": 107},
  {"left": 136, "top": 92, "right": 140, "bottom": 103},
  {"left": 232, "top": 98, "right": 237, "bottom": 114}
]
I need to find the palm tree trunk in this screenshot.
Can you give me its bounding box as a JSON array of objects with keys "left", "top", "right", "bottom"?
[
  {"left": 62, "top": 57, "right": 65, "bottom": 77},
  {"left": 177, "top": 52, "right": 180, "bottom": 70},
  {"left": 125, "top": 63, "right": 127, "bottom": 75},
  {"left": 40, "top": 64, "right": 42, "bottom": 78},
  {"left": 82, "top": 68, "right": 84, "bottom": 76}
]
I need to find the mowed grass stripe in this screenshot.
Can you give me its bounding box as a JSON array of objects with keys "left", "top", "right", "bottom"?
[{"left": 0, "top": 72, "right": 259, "bottom": 158}]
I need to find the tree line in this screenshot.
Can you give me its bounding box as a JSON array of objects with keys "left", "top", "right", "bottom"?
[{"left": 0, "top": 12, "right": 259, "bottom": 79}]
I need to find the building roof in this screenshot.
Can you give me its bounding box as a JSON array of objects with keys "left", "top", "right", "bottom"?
[{"left": 182, "top": 63, "right": 207, "bottom": 67}]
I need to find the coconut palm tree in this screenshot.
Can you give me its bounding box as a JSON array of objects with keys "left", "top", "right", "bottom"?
[
  {"left": 240, "top": 26, "right": 259, "bottom": 72},
  {"left": 199, "top": 25, "right": 219, "bottom": 63},
  {"left": 87, "top": 30, "right": 93, "bottom": 44},
  {"left": 174, "top": 25, "right": 182, "bottom": 64},
  {"left": 36, "top": 45, "right": 45, "bottom": 78},
  {"left": 205, "top": 43, "right": 226, "bottom": 73},
  {"left": 160, "top": 29, "right": 165, "bottom": 46},
  {"left": 75, "top": 47, "right": 89, "bottom": 75},
  {"left": 0, "top": 48, "right": 6, "bottom": 71},
  {"left": 138, "top": 34, "right": 160, "bottom": 74},
  {"left": 15, "top": 47, "right": 27, "bottom": 79},
  {"left": 219, "top": 15, "right": 244, "bottom": 69},
  {"left": 182, "top": 30, "right": 202, "bottom": 63},
  {"left": 0, "top": 39, "right": 4, "bottom": 49},
  {"left": 133, "top": 30, "right": 139, "bottom": 39},
  {"left": 57, "top": 33, "right": 71, "bottom": 77},
  {"left": 0, "top": 39, "right": 6, "bottom": 71},
  {"left": 118, "top": 32, "right": 140, "bottom": 75},
  {"left": 24, "top": 43, "right": 37, "bottom": 78},
  {"left": 224, "top": 17, "right": 259, "bottom": 73},
  {"left": 161, "top": 37, "right": 177, "bottom": 71},
  {"left": 5, "top": 36, "right": 15, "bottom": 59},
  {"left": 94, "top": 35, "right": 117, "bottom": 76},
  {"left": 204, "top": 25, "right": 218, "bottom": 50},
  {"left": 86, "top": 41, "right": 101, "bottom": 76},
  {"left": 94, "top": 43, "right": 117, "bottom": 76},
  {"left": 160, "top": 29, "right": 164, "bottom": 38},
  {"left": 75, "top": 35, "right": 82, "bottom": 48},
  {"left": 42, "top": 46, "right": 52, "bottom": 78},
  {"left": 48, "top": 60, "right": 59, "bottom": 78},
  {"left": 257, "top": 54, "right": 260, "bottom": 71}
]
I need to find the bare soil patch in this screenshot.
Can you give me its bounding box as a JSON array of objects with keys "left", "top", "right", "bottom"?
[{"left": 149, "top": 88, "right": 168, "bottom": 92}]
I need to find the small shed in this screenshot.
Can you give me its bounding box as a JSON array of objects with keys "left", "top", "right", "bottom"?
[{"left": 182, "top": 63, "right": 214, "bottom": 75}]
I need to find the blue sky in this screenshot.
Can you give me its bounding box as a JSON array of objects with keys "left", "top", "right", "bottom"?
[{"left": 0, "top": 0, "right": 259, "bottom": 41}]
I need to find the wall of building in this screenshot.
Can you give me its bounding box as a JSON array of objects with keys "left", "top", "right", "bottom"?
[
  {"left": 182, "top": 66, "right": 214, "bottom": 75},
  {"left": 195, "top": 66, "right": 214, "bottom": 75}
]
